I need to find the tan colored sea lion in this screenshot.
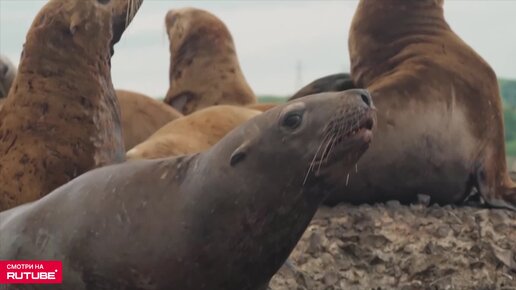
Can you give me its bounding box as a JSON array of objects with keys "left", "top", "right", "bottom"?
[
  {"left": 0, "top": 0, "right": 142, "bottom": 211},
  {"left": 246, "top": 102, "right": 280, "bottom": 112},
  {"left": 321, "top": 0, "right": 516, "bottom": 209},
  {"left": 0, "top": 89, "right": 375, "bottom": 290},
  {"left": 116, "top": 89, "right": 182, "bottom": 150},
  {"left": 163, "top": 8, "right": 256, "bottom": 115},
  {"left": 0, "top": 55, "right": 16, "bottom": 99},
  {"left": 126, "top": 105, "right": 261, "bottom": 160}
]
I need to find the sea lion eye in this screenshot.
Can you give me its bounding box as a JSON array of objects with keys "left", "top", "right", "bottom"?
[
  {"left": 282, "top": 112, "right": 303, "bottom": 129},
  {"left": 97, "top": 0, "right": 110, "bottom": 4}
]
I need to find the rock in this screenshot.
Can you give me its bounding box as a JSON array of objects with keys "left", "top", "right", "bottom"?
[{"left": 270, "top": 203, "right": 516, "bottom": 289}]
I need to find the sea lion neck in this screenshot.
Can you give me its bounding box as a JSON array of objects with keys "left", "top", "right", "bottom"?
[{"left": 349, "top": 0, "right": 449, "bottom": 86}]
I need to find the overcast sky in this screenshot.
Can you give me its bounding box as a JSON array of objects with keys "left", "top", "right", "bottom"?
[{"left": 1, "top": 1, "right": 515, "bottom": 97}]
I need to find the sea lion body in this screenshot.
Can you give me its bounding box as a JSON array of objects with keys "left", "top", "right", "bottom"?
[
  {"left": 0, "top": 55, "right": 16, "bottom": 99},
  {"left": 126, "top": 105, "right": 260, "bottom": 159},
  {"left": 0, "top": 90, "right": 375, "bottom": 290},
  {"left": 0, "top": 0, "right": 141, "bottom": 210},
  {"left": 116, "top": 89, "right": 182, "bottom": 149},
  {"left": 163, "top": 8, "right": 256, "bottom": 114},
  {"left": 326, "top": 0, "right": 516, "bottom": 209}
]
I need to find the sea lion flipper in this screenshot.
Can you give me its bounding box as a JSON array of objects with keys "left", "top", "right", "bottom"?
[{"left": 475, "top": 157, "right": 516, "bottom": 211}]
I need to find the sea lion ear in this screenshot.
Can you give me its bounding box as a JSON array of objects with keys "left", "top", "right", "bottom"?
[{"left": 230, "top": 141, "right": 251, "bottom": 167}]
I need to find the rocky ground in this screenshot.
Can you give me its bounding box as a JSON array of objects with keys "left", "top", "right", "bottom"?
[{"left": 270, "top": 171, "right": 516, "bottom": 290}]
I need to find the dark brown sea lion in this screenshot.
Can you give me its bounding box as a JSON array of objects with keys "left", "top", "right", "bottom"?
[
  {"left": 116, "top": 89, "right": 182, "bottom": 150},
  {"left": 126, "top": 105, "right": 261, "bottom": 160},
  {"left": 0, "top": 0, "right": 142, "bottom": 211},
  {"left": 163, "top": 8, "right": 256, "bottom": 115},
  {"left": 290, "top": 73, "right": 356, "bottom": 101},
  {"left": 321, "top": 0, "right": 516, "bottom": 209},
  {"left": 0, "top": 89, "right": 375, "bottom": 290},
  {"left": 0, "top": 55, "right": 16, "bottom": 99}
]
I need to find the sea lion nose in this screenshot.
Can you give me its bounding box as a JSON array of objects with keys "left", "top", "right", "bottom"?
[{"left": 358, "top": 90, "right": 373, "bottom": 108}]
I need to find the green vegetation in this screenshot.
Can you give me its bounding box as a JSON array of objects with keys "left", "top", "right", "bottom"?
[
  {"left": 500, "top": 79, "right": 516, "bottom": 108},
  {"left": 501, "top": 79, "right": 516, "bottom": 156},
  {"left": 257, "top": 96, "right": 287, "bottom": 104}
]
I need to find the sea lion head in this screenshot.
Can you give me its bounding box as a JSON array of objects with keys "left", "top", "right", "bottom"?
[
  {"left": 0, "top": 55, "right": 16, "bottom": 99},
  {"left": 32, "top": 0, "right": 142, "bottom": 55},
  {"left": 164, "top": 7, "right": 255, "bottom": 114},
  {"left": 212, "top": 89, "right": 376, "bottom": 199},
  {"left": 165, "top": 7, "right": 232, "bottom": 58}
]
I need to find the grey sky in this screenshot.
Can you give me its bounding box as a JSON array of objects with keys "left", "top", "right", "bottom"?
[{"left": 1, "top": 1, "right": 515, "bottom": 97}]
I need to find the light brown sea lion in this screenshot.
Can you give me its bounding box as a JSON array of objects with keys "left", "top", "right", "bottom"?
[
  {"left": 116, "top": 89, "right": 182, "bottom": 150},
  {"left": 0, "top": 0, "right": 142, "bottom": 211},
  {"left": 246, "top": 102, "right": 280, "bottom": 112},
  {"left": 0, "top": 55, "right": 16, "bottom": 99},
  {"left": 321, "top": 0, "right": 516, "bottom": 209},
  {"left": 163, "top": 8, "right": 256, "bottom": 115},
  {"left": 0, "top": 89, "right": 375, "bottom": 290},
  {"left": 126, "top": 105, "right": 261, "bottom": 160}
]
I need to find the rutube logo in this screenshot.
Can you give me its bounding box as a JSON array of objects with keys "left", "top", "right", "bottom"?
[{"left": 0, "top": 261, "right": 62, "bottom": 284}]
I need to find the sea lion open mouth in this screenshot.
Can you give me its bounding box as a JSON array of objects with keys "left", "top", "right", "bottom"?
[
  {"left": 299, "top": 90, "right": 375, "bottom": 185},
  {"left": 315, "top": 109, "right": 375, "bottom": 165}
]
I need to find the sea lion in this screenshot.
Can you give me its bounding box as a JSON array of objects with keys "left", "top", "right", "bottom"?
[
  {"left": 0, "top": 55, "right": 16, "bottom": 99},
  {"left": 163, "top": 8, "right": 256, "bottom": 115},
  {"left": 126, "top": 105, "right": 261, "bottom": 160},
  {"left": 0, "top": 89, "right": 375, "bottom": 290},
  {"left": 0, "top": 0, "right": 142, "bottom": 211},
  {"left": 320, "top": 0, "right": 516, "bottom": 209},
  {"left": 290, "top": 73, "right": 356, "bottom": 101},
  {"left": 116, "top": 89, "right": 183, "bottom": 150}
]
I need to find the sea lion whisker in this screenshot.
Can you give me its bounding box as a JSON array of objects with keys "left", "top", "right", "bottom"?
[
  {"left": 303, "top": 132, "right": 333, "bottom": 185},
  {"left": 316, "top": 134, "right": 336, "bottom": 175}
]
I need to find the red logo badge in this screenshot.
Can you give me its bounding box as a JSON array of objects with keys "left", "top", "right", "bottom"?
[{"left": 0, "top": 261, "right": 62, "bottom": 284}]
